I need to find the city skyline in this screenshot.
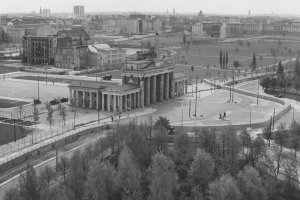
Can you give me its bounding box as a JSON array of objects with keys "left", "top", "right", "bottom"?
[{"left": 1, "top": 0, "right": 300, "bottom": 16}]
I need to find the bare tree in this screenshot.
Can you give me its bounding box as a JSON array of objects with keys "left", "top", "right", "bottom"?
[
  {"left": 265, "top": 146, "right": 283, "bottom": 180},
  {"left": 69, "top": 97, "right": 76, "bottom": 111},
  {"left": 263, "top": 122, "right": 272, "bottom": 147},
  {"left": 208, "top": 174, "right": 242, "bottom": 200},
  {"left": 282, "top": 152, "right": 298, "bottom": 188},
  {"left": 237, "top": 166, "right": 267, "bottom": 200},
  {"left": 45, "top": 102, "right": 54, "bottom": 128},
  {"left": 117, "top": 147, "right": 142, "bottom": 200},
  {"left": 56, "top": 97, "right": 62, "bottom": 111},
  {"left": 270, "top": 48, "right": 277, "bottom": 63},
  {"left": 60, "top": 106, "right": 68, "bottom": 125},
  {"left": 189, "top": 149, "right": 215, "bottom": 193},
  {"left": 4, "top": 187, "right": 21, "bottom": 200},
  {"left": 57, "top": 157, "right": 70, "bottom": 184},
  {"left": 39, "top": 165, "right": 56, "bottom": 185},
  {"left": 17, "top": 104, "right": 23, "bottom": 119},
  {"left": 148, "top": 153, "right": 178, "bottom": 200},
  {"left": 19, "top": 165, "right": 40, "bottom": 200},
  {"left": 33, "top": 103, "right": 39, "bottom": 125}
]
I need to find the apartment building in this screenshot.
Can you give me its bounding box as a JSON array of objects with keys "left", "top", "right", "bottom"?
[
  {"left": 88, "top": 44, "right": 125, "bottom": 67},
  {"left": 22, "top": 35, "right": 57, "bottom": 65}
]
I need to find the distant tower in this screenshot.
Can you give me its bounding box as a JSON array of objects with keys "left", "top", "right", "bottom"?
[
  {"left": 173, "top": 7, "right": 175, "bottom": 15},
  {"left": 40, "top": 7, "right": 42, "bottom": 14},
  {"left": 167, "top": 9, "right": 169, "bottom": 16},
  {"left": 73, "top": 5, "right": 85, "bottom": 18},
  {"left": 248, "top": 10, "right": 251, "bottom": 15},
  {"left": 198, "top": 10, "right": 203, "bottom": 17}
]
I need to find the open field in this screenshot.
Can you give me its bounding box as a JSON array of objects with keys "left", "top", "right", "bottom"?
[
  {"left": 0, "top": 123, "right": 30, "bottom": 145},
  {"left": 0, "top": 66, "right": 20, "bottom": 74},
  {"left": 0, "top": 99, "right": 28, "bottom": 108},
  {"left": 174, "top": 40, "right": 300, "bottom": 68},
  {"left": 13, "top": 76, "right": 74, "bottom": 84},
  {"left": 0, "top": 79, "right": 69, "bottom": 102}
]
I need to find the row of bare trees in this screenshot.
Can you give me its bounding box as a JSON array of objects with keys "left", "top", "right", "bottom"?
[{"left": 4, "top": 117, "right": 300, "bottom": 200}]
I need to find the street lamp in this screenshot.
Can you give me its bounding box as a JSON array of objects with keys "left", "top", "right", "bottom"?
[
  {"left": 45, "top": 67, "right": 48, "bottom": 85},
  {"left": 98, "top": 106, "right": 100, "bottom": 123},
  {"left": 248, "top": 105, "right": 252, "bottom": 128},
  {"left": 73, "top": 97, "right": 77, "bottom": 129},
  {"left": 257, "top": 79, "right": 260, "bottom": 106},
  {"left": 37, "top": 76, "right": 40, "bottom": 100},
  {"left": 181, "top": 103, "right": 183, "bottom": 126}
]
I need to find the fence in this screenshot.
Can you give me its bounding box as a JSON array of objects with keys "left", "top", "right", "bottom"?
[
  {"left": 0, "top": 121, "right": 110, "bottom": 173},
  {"left": 0, "top": 102, "right": 69, "bottom": 120}
]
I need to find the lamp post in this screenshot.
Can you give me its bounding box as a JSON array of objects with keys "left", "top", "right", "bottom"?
[
  {"left": 98, "top": 106, "right": 100, "bottom": 123},
  {"left": 181, "top": 103, "right": 183, "bottom": 126},
  {"left": 188, "top": 99, "right": 191, "bottom": 117},
  {"left": 194, "top": 76, "right": 198, "bottom": 117},
  {"left": 273, "top": 108, "right": 275, "bottom": 130},
  {"left": 46, "top": 67, "right": 48, "bottom": 85},
  {"left": 73, "top": 96, "right": 77, "bottom": 129},
  {"left": 257, "top": 79, "right": 260, "bottom": 106},
  {"left": 37, "top": 76, "right": 40, "bottom": 100},
  {"left": 248, "top": 105, "right": 252, "bottom": 128}
]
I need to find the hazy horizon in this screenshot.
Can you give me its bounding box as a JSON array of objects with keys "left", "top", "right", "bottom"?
[{"left": 1, "top": 0, "right": 300, "bottom": 16}]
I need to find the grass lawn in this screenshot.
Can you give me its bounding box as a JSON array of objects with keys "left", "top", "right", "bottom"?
[
  {"left": 0, "top": 122, "right": 30, "bottom": 145},
  {"left": 0, "top": 66, "right": 20, "bottom": 74},
  {"left": 173, "top": 39, "right": 300, "bottom": 68},
  {"left": 0, "top": 79, "right": 69, "bottom": 102},
  {"left": 0, "top": 99, "right": 28, "bottom": 108},
  {"left": 13, "top": 76, "right": 74, "bottom": 84}
]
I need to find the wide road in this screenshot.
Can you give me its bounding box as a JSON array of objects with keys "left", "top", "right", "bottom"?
[{"left": 0, "top": 129, "right": 108, "bottom": 199}]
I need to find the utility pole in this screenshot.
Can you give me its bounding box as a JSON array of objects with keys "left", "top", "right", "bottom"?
[
  {"left": 249, "top": 107, "right": 251, "bottom": 128},
  {"left": 181, "top": 103, "right": 184, "bottom": 126},
  {"left": 273, "top": 108, "right": 275, "bottom": 130},
  {"left": 232, "top": 69, "right": 235, "bottom": 102},
  {"left": 194, "top": 76, "right": 198, "bottom": 117},
  {"left": 257, "top": 79, "right": 260, "bottom": 106},
  {"left": 73, "top": 95, "right": 76, "bottom": 129},
  {"left": 13, "top": 119, "right": 16, "bottom": 142},
  {"left": 56, "top": 148, "right": 58, "bottom": 171},
  {"left": 214, "top": 76, "right": 216, "bottom": 90},
  {"left": 189, "top": 99, "right": 191, "bottom": 117},
  {"left": 46, "top": 68, "right": 48, "bottom": 85},
  {"left": 149, "top": 115, "right": 152, "bottom": 160},
  {"left": 229, "top": 85, "right": 232, "bottom": 101},
  {"left": 293, "top": 107, "right": 295, "bottom": 129},
  {"left": 192, "top": 79, "right": 193, "bottom": 97},
  {"left": 112, "top": 127, "right": 115, "bottom": 154},
  {"left": 97, "top": 106, "right": 100, "bottom": 123},
  {"left": 37, "top": 76, "right": 40, "bottom": 100}
]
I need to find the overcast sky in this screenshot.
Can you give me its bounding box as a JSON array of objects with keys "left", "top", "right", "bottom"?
[{"left": 1, "top": 0, "right": 299, "bottom": 15}]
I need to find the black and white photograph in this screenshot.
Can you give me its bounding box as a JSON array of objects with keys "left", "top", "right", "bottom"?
[{"left": 0, "top": 0, "right": 300, "bottom": 199}]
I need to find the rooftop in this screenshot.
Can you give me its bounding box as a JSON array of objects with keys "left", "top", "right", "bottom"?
[
  {"left": 174, "top": 72, "right": 189, "bottom": 79},
  {"left": 69, "top": 81, "right": 140, "bottom": 93},
  {"left": 57, "top": 27, "right": 90, "bottom": 40}
]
